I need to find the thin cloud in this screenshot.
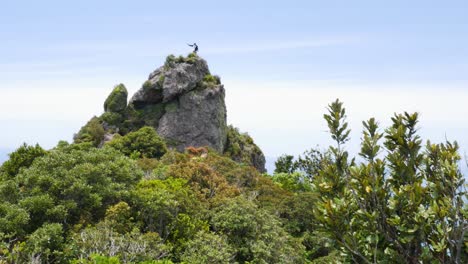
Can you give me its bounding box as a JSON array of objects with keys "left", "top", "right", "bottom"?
[{"left": 203, "top": 36, "right": 362, "bottom": 54}]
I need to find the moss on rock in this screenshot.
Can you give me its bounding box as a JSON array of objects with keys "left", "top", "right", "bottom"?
[{"left": 104, "top": 84, "right": 128, "bottom": 113}]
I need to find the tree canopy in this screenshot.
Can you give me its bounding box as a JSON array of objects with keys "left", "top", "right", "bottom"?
[{"left": 0, "top": 100, "right": 466, "bottom": 263}]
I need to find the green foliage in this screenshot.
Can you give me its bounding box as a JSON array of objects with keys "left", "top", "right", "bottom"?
[
  {"left": 211, "top": 196, "right": 306, "bottom": 263},
  {"left": 180, "top": 231, "right": 234, "bottom": 264},
  {"left": 0, "top": 203, "right": 29, "bottom": 238},
  {"left": 24, "top": 223, "right": 64, "bottom": 262},
  {"left": 101, "top": 112, "right": 124, "bottom": 128},
  {"left": 72, "top": 255, "right": 174, "bottom": 264},
  {"left": 164, "top": 155, "right": 240, "bottom": 203},
  {"left": 131, "top": 178, "right": 202, "bottom": 236},
  {"left": 164, "top": 54, "right": 176, "bottom": 68},
  {"left": 198, "top": 74, "right": 221, "bottom": 89},
  {"left": 274, "top": 149, "right": 332, "bottom": 182},
  {"left": 295, "top": 148, "right": 332, "bottom": 180},
  {"left": 74, "top": 116, "right": 106, "bottom": 147},
  {"left": 3, "top": 145, "right": 143, "bottom": 232},
  {"left": 79, "top": 255, "right": 120, "bottom": 264},
  {"left": 0, "top": 143, "right": 46, "bottom": 178},
  {"left": 278, "top": 193, "right": 337, "bottom": 261},
  {"left": 224, "top": 125, "right": 264, "bottom": 168},
  {"left": 106, "top": 126, "right": 167, "bottom": 159},
  {"left": 323, "top": 99, "right": 350, "bottom": 147},
  {"left": 203, "top": 74, "right": 220, "bottom": 84},
  {"left": 70, "top": 222, "right": 170, "bottom": 263},
  {"left": 104, "top": 201, "right": 133, "bottom": 233},
  {"left": 104, "top": 84, "right": 128, "bottom": 113},
  {"left": 187, "top": 52, "right": 197, "bottom": 58},
  {"left": 131, "top": 177, "right": 207, "bottom": 260},
  {"left": 312, "top": 100, "right": 467, "bottom": 263},
  {"left": 274, "top": 154, "right": 296, "bottom": 174},
  {"left": 270, "top": 172, "right": 312, "bottom": 192},
  {"left": 1, "top": 96, "right": 467, "bottom": 263},
  {"left": 164, "top": 53, "right": 197, "bottom": 69}
]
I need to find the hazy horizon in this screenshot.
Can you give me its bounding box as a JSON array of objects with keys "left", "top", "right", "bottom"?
[{"left": 2, "top": 0, "right": 468, "bottom": 166}]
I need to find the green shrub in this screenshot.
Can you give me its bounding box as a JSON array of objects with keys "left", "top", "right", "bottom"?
[
  {"left": 7, "top": 146, "right": 143, "bottom": 230},
  {"left": 106, "top": 126, "right": 167, "bottom": 159},
  {"left": 224, "top": 125, "right": 264, "bottom": 167},
  {"left": 271, "top": 172, "right": 312, "bottom": 192},
  {"left": 101, "top": 112, "right": 124, "bottom": 127},
  {"left": 164, "top": 54, "right": 198, "bottom": 69},
  {"left": 164, "top": 54, "right": 176, "bottom": 69},
  {"left": 176, "top": 55, "right": 185, "bottom": 63},
  {"left": 70, "top": 222, "right": 170, "bottom": 263},
  {"left": 180, "top": 231, "right": 234, "bottom": 263},
  {"left": 210, "top": 196, "right": 305, "bottom": 263},
  {"left": 186, "top": 52, "right": 198, "bottom": 63},
  {"left": 0, "top": 203, "right": 30, "bottom": 238},
  {"left": 74, "top": 117, "right": 105, "bottom": 147},
  {"left": 203, "top": 74, "right": 219, "bottom": 85},
  {"left": 24, "top": 223, "right": 64, "bottom": 261},
  {"left": 0, "top": 143, "right": 46, "bottom": 178}
]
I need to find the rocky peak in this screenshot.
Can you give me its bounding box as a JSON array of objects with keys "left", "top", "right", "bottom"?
[
  {"left": 130, "top": 54, "right": 210, "bottom": 107},
  {"left": 127, "top": 53, "right": 227, "bottom": 153},
  {"left": 75, "top": 53, "right": 266, "bottom": 172}
]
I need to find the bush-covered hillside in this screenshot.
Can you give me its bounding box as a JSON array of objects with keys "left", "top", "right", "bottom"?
[{"left": 1, "top": 100, "right": 466, "bottom": 263}]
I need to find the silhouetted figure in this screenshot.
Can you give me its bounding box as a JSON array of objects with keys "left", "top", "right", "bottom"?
[{"left": 188, "top": 43, "right": 198, "bottom": 53}]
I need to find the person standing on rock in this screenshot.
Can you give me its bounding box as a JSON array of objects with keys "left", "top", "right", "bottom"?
[{"left": 188, "top": 43, "right": 198, "bottom": 53}]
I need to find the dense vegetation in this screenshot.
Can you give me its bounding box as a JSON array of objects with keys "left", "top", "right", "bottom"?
[{"left": 1, "top": 100, "right": 466, "bottom": 263}]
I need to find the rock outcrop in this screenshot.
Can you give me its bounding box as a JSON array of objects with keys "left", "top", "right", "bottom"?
[
  {"left": 104, "top": 84, "right": 128, "bottom": 113},
  {"left": 74, "top": 53, "right": 266, "bottom": 172},
  {"left": 128, "top": 54, "right": 227, "bottom": 153}
]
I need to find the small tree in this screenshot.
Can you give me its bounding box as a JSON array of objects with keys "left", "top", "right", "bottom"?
[
  {"left": 74, "top": 117, "right": 105, "bottom": 147},
  {"left": 313, "top": 100, "right": 467, "bottom": 263},
  {"left": 274, "top": 154, "right": 296, "bottom": 174},
  {"left": 106, "top": 126, "right": 167, "bottom": 159}
]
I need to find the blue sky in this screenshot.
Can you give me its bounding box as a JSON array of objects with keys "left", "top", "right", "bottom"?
[{"left": 2, "top": 0, "right": 468, "bottom": 165}]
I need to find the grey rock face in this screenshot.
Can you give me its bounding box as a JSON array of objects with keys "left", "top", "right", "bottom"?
[
  {"left": 157, "top": 84, "right": 227, "bottom": 153},
  {"left": 130, "top": 56, "right": 209, "bottom": 107},
  {"left": 160, "top": 59, "right": 209, "bottom": 103},
  {"left": 128, "top": 55, "right": 227, "bottom": 153}
]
